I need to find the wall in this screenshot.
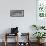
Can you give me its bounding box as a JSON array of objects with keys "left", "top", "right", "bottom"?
[{"left": 0, "top": 0, "right": 36, "bottom": 42}]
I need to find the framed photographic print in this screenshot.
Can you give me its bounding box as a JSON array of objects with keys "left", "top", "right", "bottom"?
[
  {"left": 36, "top": 0, "right": 46, "bottom": 26},
  {"left": 10, "top": 10, "right": 24, "bottom": 17},
  {"left": 37, "top": 0, "right": 46, "bottom": 18}
]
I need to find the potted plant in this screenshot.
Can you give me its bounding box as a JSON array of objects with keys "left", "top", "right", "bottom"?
[
  {"left": 32, "top": 25, "right": 39, "bottom": 30},
  {"left": 32, "top": 24, "right": 45, "bottom": 30},
  {"left": 33, "top": 32, "right": 46, "bottom": 43},
  {"left": 40, "top": 26, "right": 45, "bottom": 29}
]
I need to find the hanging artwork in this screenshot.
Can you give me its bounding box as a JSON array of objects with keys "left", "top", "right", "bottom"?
[
  {"left": 36, "top": 0, "right": 46, "bottom": 26},
  {"left": 10, "top": 10, "right": 24, "bottom": 17},
  {"left": 37, "top": 0, "right": 46, "bottom": 17}
]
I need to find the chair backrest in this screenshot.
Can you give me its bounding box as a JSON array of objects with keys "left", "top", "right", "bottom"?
[{"left": 11, "top": 27, "right": 18, "bottom": 34}]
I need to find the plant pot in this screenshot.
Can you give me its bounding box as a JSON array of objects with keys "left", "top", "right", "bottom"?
[
  {"left": 37, "top": 39, "right": 45, "bottom": 44},
  {"left": 40, "top": 38, "right": 45, "bottom": 43},
  {"left": 37, "top": 39, "right": 40, "bottom": 43}
]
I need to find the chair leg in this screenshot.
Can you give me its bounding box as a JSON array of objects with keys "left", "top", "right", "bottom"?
[
  {"left": 4, "top": 41, "right": 7, "bottom": 46},
  {"left": 4, "top": 33, "right": 7, "bottom": 46},
  {"left": 16, "top": 33, "right": 18, "bottom": 46}
]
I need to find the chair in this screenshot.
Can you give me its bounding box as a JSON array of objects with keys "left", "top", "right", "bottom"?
[
  {"left": 4, "top": 27, "right": 19, "bottom": 46},
  {"left": 4, "top": 33, "right": 18, "bottom": 46},
  {"left": 18, "top": 33, "right": 30, "bottom": 46}
]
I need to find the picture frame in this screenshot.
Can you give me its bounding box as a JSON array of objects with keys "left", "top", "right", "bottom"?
[
  {"left": 10, "top": 10, "right": 24, "bottom": 17},
  {"left": 36, "top": 0, "right": 46, "bottom": 26}
]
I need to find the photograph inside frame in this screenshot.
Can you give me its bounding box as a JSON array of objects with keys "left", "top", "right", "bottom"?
[{"left": 10, "top": 10, "right": 24, "bottom": 17}]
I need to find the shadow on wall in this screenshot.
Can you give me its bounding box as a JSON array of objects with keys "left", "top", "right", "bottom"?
[{"left": 2, "top": 28, "right": 11, "bottom": 34}]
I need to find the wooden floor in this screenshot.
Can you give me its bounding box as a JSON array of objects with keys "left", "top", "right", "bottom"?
[{"left": 0, "top": 42, "right": 46, "bottom": 46}]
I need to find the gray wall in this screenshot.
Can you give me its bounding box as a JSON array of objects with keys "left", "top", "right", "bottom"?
[{"left": 0, "top": 0, "right": 36, "bottom": 42}]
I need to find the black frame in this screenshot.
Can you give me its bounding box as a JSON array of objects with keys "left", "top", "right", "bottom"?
[{"left": 10, "top": 10, "right": 24, "bottom": 17}]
